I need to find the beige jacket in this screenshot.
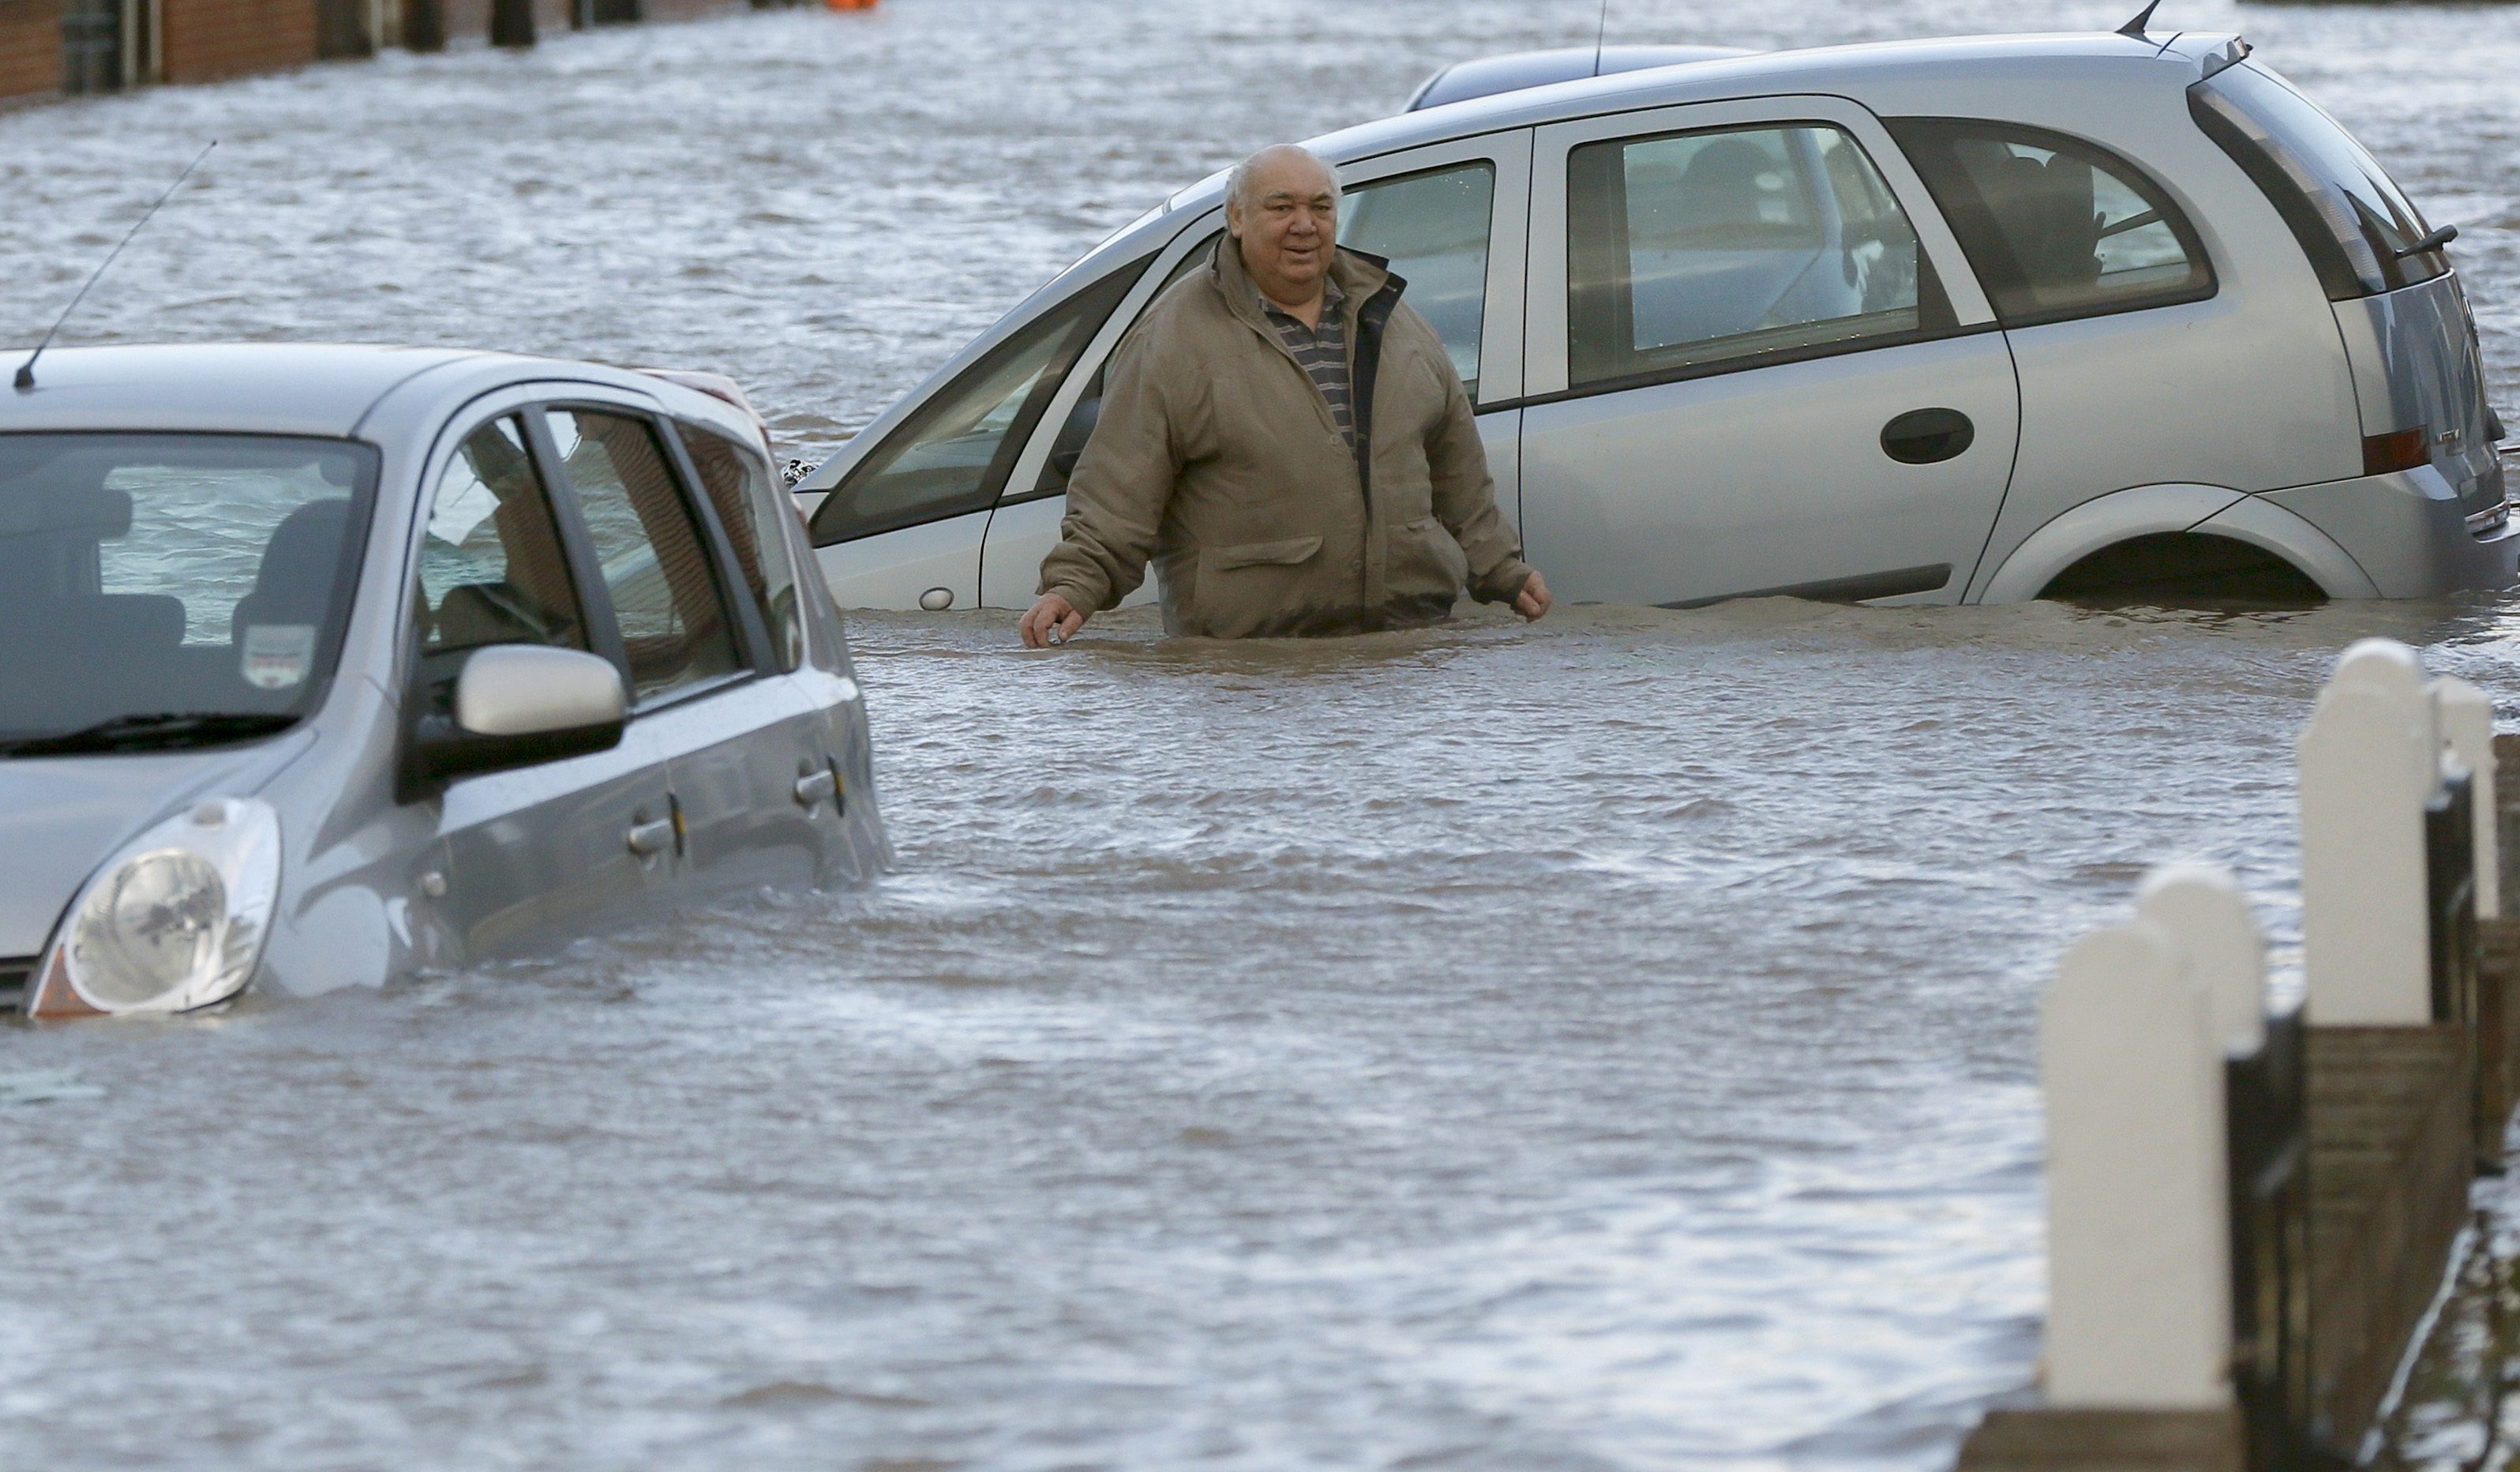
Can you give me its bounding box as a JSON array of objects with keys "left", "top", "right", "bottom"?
[{"left": 1037, "top": 240, "right": 1533, "bottom": 639}]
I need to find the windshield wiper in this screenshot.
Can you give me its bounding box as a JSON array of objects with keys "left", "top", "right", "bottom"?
[{"left": 0, "top": 712, "right": 300, "bottom": 757}]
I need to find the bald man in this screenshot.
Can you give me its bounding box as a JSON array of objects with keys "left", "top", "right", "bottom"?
[{"left": 1022, "top": 144, "right": 1549, "bottom": 644}]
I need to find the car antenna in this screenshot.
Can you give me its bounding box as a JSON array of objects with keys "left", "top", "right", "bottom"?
[
  {"left": 2116, "top": 1, "right": 2164, "bottom": 38},
  {"left": 13, "top": 139, "right": 216, "bottom": 393},
  {"left": 1592, "top": 0, "right": 1610, "bottom": 77}
]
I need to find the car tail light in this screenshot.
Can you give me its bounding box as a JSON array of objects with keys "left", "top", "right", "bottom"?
[{"left": 2364, "top": 426, "right": 2430, "bottom": 476}]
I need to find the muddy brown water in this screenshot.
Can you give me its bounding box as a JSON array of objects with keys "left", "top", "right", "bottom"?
[{"left": 0, "top": 2, "right": 2516, "bottom": 1466}]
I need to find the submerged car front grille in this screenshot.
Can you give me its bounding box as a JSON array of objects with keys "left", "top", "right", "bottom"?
[{"left": 0, "top": 956, "right": 32, "bottom": 1013}]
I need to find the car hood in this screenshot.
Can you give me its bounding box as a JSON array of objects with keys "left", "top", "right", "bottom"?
[{"left": 0, "top": 734, "right": 313, "bottom": 957}]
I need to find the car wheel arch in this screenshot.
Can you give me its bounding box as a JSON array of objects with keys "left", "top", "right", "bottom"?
[{"left": 1972, "top": 483, "right": 2376, "bottom": 603}]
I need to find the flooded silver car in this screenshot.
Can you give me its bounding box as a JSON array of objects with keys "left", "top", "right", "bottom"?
[
  {"left": 1, "top": 344, "right": 887, "bottom": 1019},
  {"left": 801, "top": 27, "right": 2514, "bottom": 614}
]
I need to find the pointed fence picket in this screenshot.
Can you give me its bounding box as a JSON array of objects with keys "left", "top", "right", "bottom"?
[{"left": 1959, "top": 640, "right": 2501, "bottom": 1472}]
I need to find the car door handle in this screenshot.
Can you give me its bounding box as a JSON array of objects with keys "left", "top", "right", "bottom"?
[
  {"left": 793, "top": 768, "right": 838, "bottom": 809},
  {"left": 1881, "top": 407, "right": 1976, "bottom": 465},
  {"left": 626, "top": 817, "right": 677, "bottom": 857}
]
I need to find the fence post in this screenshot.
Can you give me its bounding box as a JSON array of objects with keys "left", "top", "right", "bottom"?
[
  {"left": 2042, "top": 918, "right": 2233, "bottom": 1408},
  {"left": 2435, "top": 677, "right": 2499, "bottom": 922},
  {"left": 2301, "top": 640, "right": 2439, "bottom": 1024},
  {"left": 2139, "top": 863, "right": 2266, "bottom": 1057},
  {"left": 2141, "top": 865, "right": 2315, "bottom": 1468}
]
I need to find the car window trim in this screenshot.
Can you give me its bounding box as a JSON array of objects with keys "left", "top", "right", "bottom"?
[
  {"left": 673, "top": 418, "right": 815, "bottom": 672},
  {"left": 965, "top": 265, "right": 1144, "bottom": 518},
  {"left": 514, "top": 405, "right": 636, "bottom": 683},
  {"left": 529, "top": 402, "right": 774, "bottom": 712},
  {"left": 808, "top": 275, "right": 1140, "bottom": 550},
  {"left": 981, "top": 257, "right": 1185, "bottom": 515},
  {"left": 393, "top": 406, "right": 612, "bottom": 793},
  {"left": 392, "top": 382, "right": 659, "bottom": 700},
  {"left": 1525, "top": 96, "right": 1997, "bottom": 400},
  {"left": 1481, "top": 317, "right": 2006, "bottom": 413},
  {"left": 1881, "top": 115, "right": 2220, "bottom": 329},
  {"left": 1319, "top": 153, "right": 1507, "bottom": 400},
  {"left": 1543, "top": 113, "right": 1974, "bottom": 401},
  {"left": 647, "top": 410, "right": 782, "bottom": 678},
  {"left": 992, "top": 230, "right": 1217, "bottom": 516}
]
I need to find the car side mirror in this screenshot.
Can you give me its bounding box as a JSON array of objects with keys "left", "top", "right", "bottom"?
[{"left": 402, "top": 644, "right": 628, "bottom": 797}]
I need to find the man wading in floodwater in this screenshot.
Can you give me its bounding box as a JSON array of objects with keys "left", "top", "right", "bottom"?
[{"left": 1019, "top": 144, "right": 1551, "bottom": 646}]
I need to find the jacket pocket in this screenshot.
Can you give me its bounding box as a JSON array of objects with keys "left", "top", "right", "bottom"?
[
  {"left": 1203, "top": 535, "right": 1323, "bottom": 572},
  {"left": 1387, "top": 516, "right": 1468, "bottom": 606}
]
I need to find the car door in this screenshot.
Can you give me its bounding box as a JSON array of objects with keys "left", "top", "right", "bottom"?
[
  {"left": 801, "top": 272, "right": 1128, "bottom": 612},
  {"left": 666, "top": 415, "right": 860, "bottom": 890},
  {"left": 977, "top": 133, "right": 1535, "bottom": 610},
  {"left": 1519, "top": 97, "right": 2021, "bottom": 606},
  {"left": 412, "top": 396, "right": 681, "bottom": 958},
  {"left": 1881, "top": 118, "right": 2281, "bottom": 599},
  {"left": 538, "top": 404, "right": 834, "bottom": 899}
]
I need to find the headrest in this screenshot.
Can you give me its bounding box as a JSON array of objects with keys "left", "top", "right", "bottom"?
[
  {"left": 0, "top": 488, "right": 133, "bottom": 539},
  {"left": 253, "top": 499, "right": 354, "bottom": 599}
]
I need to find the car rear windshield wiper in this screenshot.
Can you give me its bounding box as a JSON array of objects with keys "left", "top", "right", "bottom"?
[{"left": 0, "top": 712, "right": 301, "bottom": 757}]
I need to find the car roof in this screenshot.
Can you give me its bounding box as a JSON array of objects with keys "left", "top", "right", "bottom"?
[
  {"left": 1404, "top": 44, "right": 1756, "bottom": 112},
  {"left": 1134, "top": 29, "right": 2219, "bottom": 228},
  {"left": 0, "top": 342, "right": 684, "bottom": 438}
]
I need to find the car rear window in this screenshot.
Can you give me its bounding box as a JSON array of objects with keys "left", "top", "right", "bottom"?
[
  {"left": 1886, "top": 118, "right": 2214, "bottom": 329},
  {"left": 2188, "top": 62, "right": 2446, "bottom": 300}
]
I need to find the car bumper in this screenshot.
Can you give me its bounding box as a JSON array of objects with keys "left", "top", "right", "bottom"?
[{"left": 2262, "top": 463, "right": 2518, "bottom": 599}]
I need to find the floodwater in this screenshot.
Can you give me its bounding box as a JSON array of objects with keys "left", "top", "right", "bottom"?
[{"left": 0, "top": 2, "right": 2516, "bottom": 1467}]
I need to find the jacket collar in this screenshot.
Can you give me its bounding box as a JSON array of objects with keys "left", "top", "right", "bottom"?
[{"left": 1211, "top": 238, "right": 1397, "bottom": 336}]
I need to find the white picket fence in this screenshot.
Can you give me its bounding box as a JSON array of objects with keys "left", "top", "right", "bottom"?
[{"left": 2041, "top": 638, "right": 2497, "bottom": 1412}]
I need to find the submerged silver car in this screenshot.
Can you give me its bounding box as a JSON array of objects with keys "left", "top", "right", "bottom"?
[
  {"left": 2, "top": 344, "right": 887, "bottom": 1020},
  {"left": 801, "top": 28, "right": 2512, "bottom": 613}
]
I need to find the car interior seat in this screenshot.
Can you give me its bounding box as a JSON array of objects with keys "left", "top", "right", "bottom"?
[
  {"left": 1676, "top": 137, "right": 1779, "bottom": 243},
  {"left": 231, "top": 499, "right": 351, "bottom": 647},
  {"left": 0, "top": 486, "right": 189, "bottom": 719}
]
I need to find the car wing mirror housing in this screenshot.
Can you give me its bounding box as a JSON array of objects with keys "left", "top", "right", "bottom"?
[{"left": 401, "top": 644, "right": 628, "bottom": 798}]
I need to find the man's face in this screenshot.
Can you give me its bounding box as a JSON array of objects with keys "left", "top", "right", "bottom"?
[{"left": 1228, "top": 152, "right": 1339, "bottom": 300}]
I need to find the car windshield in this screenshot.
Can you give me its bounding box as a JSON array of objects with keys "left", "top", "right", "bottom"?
[{"left": 0, "top": 433, "right": 376, "bottom": 754}]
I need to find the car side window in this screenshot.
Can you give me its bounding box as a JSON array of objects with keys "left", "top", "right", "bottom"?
[
  {"left": 1566, "top": 124, "right": 1944, "bottom": 389},
  {"left": 811, "top": 268, "right": 1136, "bottom": 546},
  {"left": 546, "top": 407, "right": 743, "bottom": 706},
  {"left": 1887, "top": 118, "right": 2213, "bottom": 326},
  {"left": 676, "top": 422, "right": 806, "bottom": 672},
  {"left": 417, "top": 416, "right": 587, "bottom": 657},
  {"left": 1340, "top": 162, "right": 1497, "bottom": 393}
]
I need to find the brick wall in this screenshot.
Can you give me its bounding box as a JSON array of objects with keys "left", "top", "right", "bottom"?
[
  {"left": 161, "top": 0, "right": 317, "bottom": 84},
  {"left": 0, "top": 1, "right": 66, "bottom": 102},
  {"left": 432, "top": 0, "right": 572, "bottom": 48}
]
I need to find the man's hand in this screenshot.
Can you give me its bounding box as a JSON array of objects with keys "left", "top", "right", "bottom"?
[
  {"left": 1513, "top": 570, "right": 1553, "bottom": 621},
  {"left": 1020, "top": 592, "right": 1087, "bottom": 648}
]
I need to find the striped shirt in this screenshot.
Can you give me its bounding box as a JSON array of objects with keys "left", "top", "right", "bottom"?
[{"left": 1257, "top": 276, "right": 1355, "bottom": 451}]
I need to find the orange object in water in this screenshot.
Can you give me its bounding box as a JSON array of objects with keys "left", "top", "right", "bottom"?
[{"left": 824, "top": 0, "right": 878, "bottom": 9}]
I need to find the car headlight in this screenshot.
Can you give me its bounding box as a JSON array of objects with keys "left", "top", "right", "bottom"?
[{"left": 32, "top": 798, "right": 281, "bottom": 1017}]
